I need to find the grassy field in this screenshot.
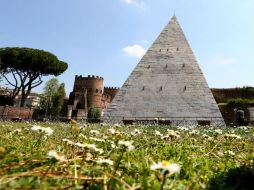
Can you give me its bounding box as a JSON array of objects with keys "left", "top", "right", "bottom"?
[{"left": 0, "top": 121, "right": 254, "bottom": 189}]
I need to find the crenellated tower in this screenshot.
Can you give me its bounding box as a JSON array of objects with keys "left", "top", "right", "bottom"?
[
  {"left": 68, "top": 75, "right": 118, "bottom": 120},
  {"left": 103, "top": 87, "right": 120, "bottom": 102},
  {"left": 71, "top": 75, "right": 103, "bottom": 109}
]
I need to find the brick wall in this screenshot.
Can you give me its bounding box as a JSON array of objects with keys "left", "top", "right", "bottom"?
[{"left": 0, "top": 106, "right": 33, "bottom": 120}]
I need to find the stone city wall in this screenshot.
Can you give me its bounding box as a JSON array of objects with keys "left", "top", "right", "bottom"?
[{"left": 211, "top": 87, "right": 254, "bottom": 103}]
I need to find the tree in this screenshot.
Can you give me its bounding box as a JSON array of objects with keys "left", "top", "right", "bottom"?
[
  {"left": 43, "top": 78, "right": 59, "bottom": 97},
  {"left": 40, "top": 78, "right": 60, "bottom": 116},
  {"left": 0, "top": 47, "right": 68, "bottom": 107},
  {"left": 39, "top": 78, "right": 66, "bottom": 117},
  {"left": 51, "top": 83, "right": 66, "bottom": 116}
]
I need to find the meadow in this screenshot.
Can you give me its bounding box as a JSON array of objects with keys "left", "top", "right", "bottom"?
[{"left": 0, "top": 121, "right": 254, "bottom": 190}]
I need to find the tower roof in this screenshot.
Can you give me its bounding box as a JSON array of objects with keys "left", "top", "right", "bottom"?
[{"left": 103, "top": 16, "right": 224, "bottom": 125}]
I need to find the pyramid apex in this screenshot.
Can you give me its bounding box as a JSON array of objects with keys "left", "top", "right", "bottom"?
[{"left": 171, "top": 14, "right": 178, "bottom": 22}]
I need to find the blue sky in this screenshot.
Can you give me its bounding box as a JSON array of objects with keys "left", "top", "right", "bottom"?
[{"left": 1, "top": 0, "right": 254, "bottom": 94}]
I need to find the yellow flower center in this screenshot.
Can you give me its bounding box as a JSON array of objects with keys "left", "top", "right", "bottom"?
[{"left": 162, "top": 160, "right": 170, "bottom": 167}]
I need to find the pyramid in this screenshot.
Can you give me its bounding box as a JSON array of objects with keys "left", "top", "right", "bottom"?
[{"left": 103, "top": 16, "right": 225, "bottom": 126}]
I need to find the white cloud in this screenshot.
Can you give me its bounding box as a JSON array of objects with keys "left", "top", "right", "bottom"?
[
  {"left": 123, "top": 0, "right": 145, "bottom": 9},
  {"left": 123, "top": 44, "right": 147, "bottom": 58}
]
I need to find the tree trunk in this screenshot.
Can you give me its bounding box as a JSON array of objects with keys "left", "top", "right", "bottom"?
[
  {"left": 20, "top": 85, "right": 32, "bottom": 107},
  {"left": 20, "top": 96, "right": 26, "bottom": 107}
]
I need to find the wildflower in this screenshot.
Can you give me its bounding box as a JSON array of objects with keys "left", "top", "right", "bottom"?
[
  {"left": 178, "top": 126, "right": 189, "bottom": 131},
  {"left": 151, "top": 161, "right": 181, "bottom": 175},
  {"left": 214, "top": 129, "right": 222, "bottom": 135},
  {"left": 85, "top": 144, "right": 104, "bottom": 154},
  {"left": 62, "top": 138, "right": 75, "bottom": 145},
  {"left": 108, "top": 128, "right": 116, "bottom": 134},
  {"left": 13, "top": 129, "right": 22, "bottom": 133},
  {"left": 114, "top": 123, "right": 121, "bottom": 127},
  {"left": 90, "top": 137, "right": 105, "bottom": 142},
  {"left": 85, "top": 153, "right": 93, "bottom": 161},
  {"left": 96, "top": 158, "right": 113, "bottom": 165},
  {"left": 189, "top": 130, "right": 199, "bottom": 135},
  {"left": 31, "top": 125, "right": 54, "bottom": 136},
  {"left": 237, "top": 126, "right": 248, "bottom": 130},
  {"left": 72, "top": 126, "right": 81, "bottom": 133},
  {"left": 224, "top": 133, "right": 242, "bottom": 140},
  {"left": 43, "top": 127, "right": 54, "bottom": 136},
  {"left": 118, "top": 140, "right": 135, "bottom": 151},
  {"left": 116, "top": 133, "right": 123, "bottom": 140},
  {"left": 167, "top": 129, "right": 180, "bottom": 138},
  {"left": 155, "top": 130, "right": 163, "bottom": 137},
  {"left": 90, "top": 130, "right": 100, "bottom": 135},
  {"left": 31, "top": 125, "right": 42, "bottom": 131},
  {"left": 111, "top": 142, "right": 117, "bottom": 148},
  {"left": 102, "top": 135, "right": 108, "bottom": 140},
  {"left": 203, "top": 134, "right": 213, "bottom": 141},
  {"left": 69, "top": 119, "right": 77, "bottom": 126},
  {"left": 225, "top": 150, "right": 235, "bottom": 156},
  {"left": 0, "top": 147, "right": 6, "bottom": 155},
  {"left": 47, "top": 150, "right": 66, "bottom": 162},
  {"left": 76, "top": 143, "right": 104, "bottom": 154},
  {"left": 131, "top": 129, "right": 141, "bottom": 136},
  {"left": 75, "top": 142, "right": 85, "bottom": 148},
  {"left": 217, "top": 151, "right": 224, "bottom": 157},
  {"left": 78, "top": 134, "right": 88, "bottom": 139}
]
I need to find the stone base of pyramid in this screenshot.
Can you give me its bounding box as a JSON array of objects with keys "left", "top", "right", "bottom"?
[{"left": 103, "top": 116, "right": 225, "bottom": 127}]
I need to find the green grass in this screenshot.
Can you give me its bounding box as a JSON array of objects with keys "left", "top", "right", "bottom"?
[{"left": 0, "top": 122, "right": 254, "bottom": 189}]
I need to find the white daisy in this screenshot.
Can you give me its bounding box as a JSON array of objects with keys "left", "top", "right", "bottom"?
[{"left": 47, "top": 150, "right": 66, "bottom": 162}]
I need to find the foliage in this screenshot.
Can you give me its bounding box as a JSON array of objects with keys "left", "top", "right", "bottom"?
[
  {"left": 0, "top": 122, "right": 254, "bottom": 189},
  {"left": 226, "top": 98, "right": 251, "bottom": 107},
  {"left": 87, "top": 106, "right": 101, "bottom": 119},
  {"left": 43, "top": 78, "right": 59, "bottom": 96},
  {"left": 51, "top": 83, "right": 66, "bottom": 116},
  {"left": 39, "top": 78, "right": 66, "bottom": 116},
  {"left": 0, "top": 47, "right": 68, "bottom": 107}
]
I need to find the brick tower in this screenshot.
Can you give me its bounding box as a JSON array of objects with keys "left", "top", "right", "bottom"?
[{"left": 68, "top": 75, "right": 104, "bottom": 119}]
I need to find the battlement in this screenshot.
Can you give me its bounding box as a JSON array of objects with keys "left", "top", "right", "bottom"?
[
  {"left": 103, "top": 86, "right": 120, "bottom": 102},
  {"left": 75, "top": 75, "right": 104, "bottom": 80},
  {"left": 104, "top": 87, "right": 120, "bottom": 90}
]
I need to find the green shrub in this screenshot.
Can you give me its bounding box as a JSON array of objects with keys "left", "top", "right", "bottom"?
[
  {"left": 226, "top": 98, "right": 251, "bottom": 107},
  {"left": 87, "top": 106, "right": 101, "bottom": 119}
]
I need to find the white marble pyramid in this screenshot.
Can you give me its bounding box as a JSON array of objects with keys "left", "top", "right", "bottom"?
[{"left": 103, "top": 16, "right": 224, "bottom": 126}]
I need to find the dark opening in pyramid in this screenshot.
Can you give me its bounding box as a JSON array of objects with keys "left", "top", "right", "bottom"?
[{"left": 103, "top": 16, "right": 224, "bottom": 126}]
